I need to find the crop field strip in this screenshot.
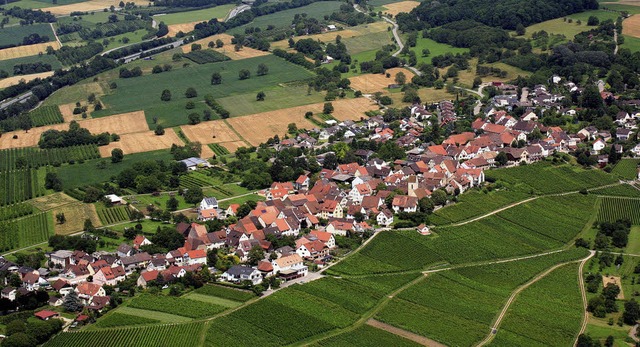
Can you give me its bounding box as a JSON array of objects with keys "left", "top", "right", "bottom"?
[
  {"left": 0, "top": 211, "right": 53, "bottom": 252},
  {"left": 0, "top": 168, "right": 45, "bottom": 206},
  {"left": 128, "top": 294, "right": 227, "bottom": 319},
  {"left": 0, "top": 145, "right": 100, "bottom": 171},
  {"left": 91, "top": 313, "right": 161, "bottom": 329},
  {"left": 611, "top": 159, "right": 640, "bottom": 179},
  {"left": 597, "top": 197, "right": 640, "bottom": 224},
  {"left": 374, "top": 248, "right": 587, "bottom": 347},
  {"left": 488, "top": 263, "right": 583, "bottom": 346},
  {"left": 314, "top": 324, "right": 423, "bottom": 347},
  {"left": 43, "top": 321, "right": 206, "bottom": 347},
  {"left": 0, "top": 202, "right": 35, "bottom": 221},
  {"left": 96, "top": 205, "right": 132, "bottom": 225},
  {"left": 590, "top": 183, "right": 640, "bottom": 198},
  {"left": 430, "top": 188, "right": 532, "bottom": 225}
]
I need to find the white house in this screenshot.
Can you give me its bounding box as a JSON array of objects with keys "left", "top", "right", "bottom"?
[
  {"left": 104, "top": 194, "right": 125, "bottom": 205},
  {"left": 220, "top": 265, "right": 262, "bottom": 285},
  {"left": 376, "top": 209, "right": 394, "bottom": 227},
  {"left": 199, "top": 197, "right": 218, "bottom": 211},
  {"left": 592, "top": 139, "right": 606, "bottom": 153}
]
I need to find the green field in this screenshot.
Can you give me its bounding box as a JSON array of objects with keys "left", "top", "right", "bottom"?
[
  {"left": 621, "top": 34, "right": 640, "bottom": 53},
  {"left": 0, "top": 23, "right": 55, "bottom": 48},
  {"left": 524, "top": 10, "right": 621, "bottom": 41},
  {"left": 489, "top": 264, "right": 583, "bottom": 346},
  {"left": 485, "top": 161, "right": 618, "bottom": 195},
  {"left": 92, "top": 313, "right": 160, "bottom": 329},
  {"left": 409, "top": 37, "right": 469, "bottom": 65},
  {"left": 611, "top": 159, "right": 640, "bottom": 179},
  {"left": 0, "top": 168, "right": 45, "bottom": 206},
  {"left": 316, "top": 325, "right": 422, "bottom": 347},
  {"left": 29, "top": 105, "right": 65, "bottom": 127},
  {"left": 0, "top": 54, "right": 62, "bottom": 76},
  {"left": 128, "top": 294, "right": 227, "bottom": 318},
  {"left": 93, "top": 55, "right": 315, "bottom": 127},
  {"left": 96, "top": 204, "right": 132, "bottom": 225},
  {"left": 597, "top": 197, "right": 640, "bottom": 224},
  {"left": 153, "top": 4, "right": 236, "bottom": 25},
  {"left": 55, "top": 150, "right": 174, "bottom": 189},
  {"left": 342, "top": 30, "right": 394, "bottom": 55},
  {"left": 228, "top": 1, "right": 343, "bottom": 34},
  {"left": 192, "top": 284, "right": 256, "bottom": 302},
  {"left": 128, "top": 192, "right": 192, "bottom": 212},
  {"left": 0, "top": 145, "right": 100, "bottom": 171},
  {"left": 216, "top": 83, "right": 326, "bottom": 117},
  {"left": 375, "top": 248, "right": 587, "bottom": 346},
  {"left": 590, "top": 183, "right": 640, "bottom": 198}
]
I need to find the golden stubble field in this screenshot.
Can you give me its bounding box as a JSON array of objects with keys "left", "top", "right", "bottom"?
[
  {"left": 0, "top": 42, "right": 61, "bottom": 60},
  {"left": 42, "top": 0, "right": 151, "bottom": 15},
  {"left": 349, "top": 68, "right": 415, "bottom": 94},
  {"left": 182, "top": 33, "right": 270, "bottom": 59},
  {"left": 0, "top": 110, "right": 149, "bottom": 150},
  {"left": 98, "top": 128, "right": 184, "bottom": 157},
  {"left": 0, "top": 72, "right": 55, "bottom": 89},
  {"left": 623, "top": 14, "right": 640, "bottom": 38},
  {"left": 381, "top": 1, "right": 420, "bottom": 16},
  {"left": 225, "top": 98, "right": 377, "bottom": 145}
]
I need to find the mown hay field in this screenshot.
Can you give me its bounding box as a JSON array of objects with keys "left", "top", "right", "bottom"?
[
  {"left": 349, "top": 68, "right": 415, "bottom": 94},
  {"left": 0, "top": 71, "right": 54, "bottom": 88},
  {"left": 98, "top": 128, "right": 183, "bottom": 157}
]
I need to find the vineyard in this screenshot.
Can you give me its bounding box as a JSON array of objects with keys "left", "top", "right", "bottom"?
[
  {"left": 374, "top": 249, "right": 587, "bottom": 346},
  {"left": 590, "top": 183, "right": 640, "bottom": 198},
  {"left": 193, "top": 284, "right": 255, "bottom": 302},
  {"left": 208, "top": 143, "right": 230, "bottom": 156},
  {"left": 0, "top": 145, "right": 100, "bottom": 170},
  {"left": 93, "top": 313, "right": 160, "bottom": 329},
  {"left": 0, "top": 212, "right": 53, "bottom": 252},
  {"left": 128, "top": 294, "right": 226, "bottom": 319},
  {"left": 597, "top": 197, "right": 640, "bottom": 224},
  {"left": 431, "top": 189, "right": 532, "bottom": 225},
  {"left": 611, "top": 159, "right": 640, "bottom": 180},
  {"left": 180, "top": 172, "right": 247, "bottom": 198},
  {"left": 0, "top": 169, "right": 45, "bottom": 205},
  {"left": 44, "top": 322, "right": 205, "bottom": 347},
  {"left": 29, "top": 106, "right": 64, "bottom": 127},
  {"left": 489, "top": 264, "right": 582, "bottom": 346},
  {"left": 96, "top": 205, "right": 132, "bottom": 225},
  {"left": 317, "top": 325, "right": 422, "bottom": 347},
  {"left": 485, "top": 162, "right": 618, "bottom": 194},
  {"left": 0, "top": 202, "right": 34, "bottom": 221},
  {"left": 183, "top": 50, "right": 230, "bottom": 64}
]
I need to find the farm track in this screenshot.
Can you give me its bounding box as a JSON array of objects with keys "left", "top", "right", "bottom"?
[
  {"left": 575, "top": 251, "right": 596, "bottom": 344},
  {"left": 475, "top": 251, "right": 594, "bottom": 346},
  {"left": 366, "top": 319, "right": 446, "bottom": 346},
  {"left": 221, "top": 119, "right": 251, "bottom": 147}
]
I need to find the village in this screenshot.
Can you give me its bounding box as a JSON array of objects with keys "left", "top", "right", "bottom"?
[{"left": 1, "top": 75, "right": 640, "bottom": 332}]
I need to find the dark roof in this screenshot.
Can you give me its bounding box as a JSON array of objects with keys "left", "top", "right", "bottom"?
[{"left": 225, "top": 265, "right": 257, "bottom": 277}]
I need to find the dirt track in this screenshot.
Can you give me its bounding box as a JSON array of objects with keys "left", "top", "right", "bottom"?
[{"left": 367, "top": 319, "right": 446, "bottom": 347}]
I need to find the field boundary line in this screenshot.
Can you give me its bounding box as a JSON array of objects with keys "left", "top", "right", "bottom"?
[
  {"left": 221, "top": 119, "right": 251, "bottom": 147},
  {"left": 477, "top": 251, "right": 594, "bottom": 347},
  {"left": 366, "top": 319, "right": 446, "bottom": 347},
  {"left": 575, "top": 251, "right": 596, "bottom": 345}
]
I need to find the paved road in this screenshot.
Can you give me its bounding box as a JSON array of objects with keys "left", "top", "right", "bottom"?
[
  {"left": 227, "top": 4, "right": 251, "bottom": 20},
  {"left": 0, "top": 91, "right": 34, "bottom": 111}
]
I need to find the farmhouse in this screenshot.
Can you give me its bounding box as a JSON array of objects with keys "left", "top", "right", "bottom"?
[
  {"left": 179, "top": 157, "right": 211, "bottom": 170},
  {"left": 220, "top": 265, "right": 263, "bottom": 285},
  {"left": 104, "top": 194, "right": 125, "bottom": 205}
]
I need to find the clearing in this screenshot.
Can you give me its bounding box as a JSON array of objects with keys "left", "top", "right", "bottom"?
[
  {"left": 226, "top": 98, "right": 377, "bottom": 145},
  {"left": 349, "top": 68, "right": 415, "bottom": 94},
  {"left": 98, "top": 128, "right": 184, "bottom": 157},
  {"left": 602, "top": 276, "right": 625, "bottom": 299},
  {"left": 182, "top": 33, "right": 270, "bottom": 59},
  {"left": 0, "top": 71, "right": 54, "bottom": 89},
  {"left": 380, "top": 1, "right": 420, "bottom": 16},
  {"left": 41, "top": 0, "right": 151, "bottom": 15},
  {"left": 180, "top": 120, "right": 241, "bottom": 145},
  {"left": 0, "top": 42, "right": 61, "bottom": 61},
  {"left": 51, "top": 202, "right": 102, "bottom": 235},
  {"left": 623, "top": 14, "right": 640, "bottom": 38}
]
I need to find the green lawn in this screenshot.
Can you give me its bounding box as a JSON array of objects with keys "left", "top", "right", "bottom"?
[
  {"left": 0, "top": 54, "right": 62, "bottom": 76},
  {"left": 525, "top": 10, "right": 621, "bottom": 40},
  {"left": 154, "top": 4, "right": 236, "bottom": 25},
  {"left": 216, "top": 83, "right": 326, "bottom": 117},
  {"left": 128, "top": 192, "right": 193, "bottom": 211},
  {"left": 183, "top": 293, "right": 242, "bottom": 308},
  {"left": 115, "top": 306, "right": 193, "bottom": 323},
  {"left": 55, "top": 150, "right": 174, "bottom": 188},
  {"left": 228, "top": 1, "right": 343, "bottom": 34},
  {"left": 342, "top": 30, "right": 394, "bottom": 54},
  {"left": 408, "top": 36, "right": 469, "bottom": 65},
  {"left": 92, "top": 55, "right": 315, "bottom": 128},
  {"left": 625, "top": 226, "right": 640, "bottom": 255},
  {"left": 621, "top": 34, "right": 640, "bottom": 52},
  {"left": 601, "top": 3, "right": 640, "bottom": 14},
  {"left": 217, "top": 193, "right": 264, "bottom": 209}
]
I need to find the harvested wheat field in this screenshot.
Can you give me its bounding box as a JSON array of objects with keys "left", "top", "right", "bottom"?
[
  {"left": 227, "top": 98, "right": 376, "bottom": 145},
  {"left": 0, "top": 42, "right": 61, "bottom": 60},
  {"left": 98, "top": 128, "right": 183, "bottom": 157},
  {"left": 201, "top": 145, "right": 215, "bottom": 158},
  {"left": 349, "top": 68, "right": 415, "bottom": 94},
  {"left": 30, "top": 193, "right": 79, "bottom": 211},
  {"left": 0, "top": 72, "right": 54, "bottom": 89},
  {"left": 180, "top": 119, "right": 240, "bottom": 144},
  {"left": 42, "top": 0, "right": 151, "bottom": 15},
  {"left": 182, "top": 33, "right": 270, "bottom": 59},
  {"left": 52, "top": 203, "right": 101, "bottom": 235},
  {"left": 79, "top": 111, "right": 149, "bottom": 134},
  {"left": 382, "top": 1, "right": 420, "bottom": 16},
  {"left": 623, "top": 14, "right": 640, "bottom": 38},
  {"left": 59, "top": 103, "right": 81, "bottom": 122},
  {"left": 0, "top": 124, "right": 67, "bottom": 149},
  {"left": 167, "top": 22, "right": 199, "bottom": 37},
  {"left": 220, "top": 140, "right": 248, "bottom": 152}
]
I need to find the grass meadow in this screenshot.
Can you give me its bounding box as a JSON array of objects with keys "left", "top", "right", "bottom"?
[
  {"left": 153, "top": 4, "right": 236, "bottom": 25},
  {"left": 0, "top": 24, "right": 55, "bottom": 48}
]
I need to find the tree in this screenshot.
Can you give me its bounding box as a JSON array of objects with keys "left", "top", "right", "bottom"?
[
  {"left": 495, "top": 152, "right": 508, "bottom": 166},
  {"left": 587, "top": 16, "right": 599, "bottom": 26},
  {"left": 256, "top": 63, "right": 269, "bottom": 76},
  {"left": 188, "top": 113, "right": 201, "bottom": 125},
  {"left": 111, "top": 148, "right": 124, "bottom": 163},
  {"left": 161, "top": 89, "right": 171, "bottom": 101},
  {"left": 55, "top": 212, "right": 66, "bottom": 224},
  {"left": 2, "top": 333, "right": 36, "bottom": 347},
  {"left": 63, "top": 291, "right": 82, "bottom": 312},
  {"left": 287, "top": 122, "right": 297, "bottom": 134},
  {"left": 185, "top": 87, "right": 197, "bottom": 98},
  {"left": 124, "top": 228, "right": 136, "bottom": 239},
  {"left": 421, "top": 48, "right": 430, "bottom": 57},
  {"left": 395, "top": 72, "right": 406, "bottom": 85},
  {"left": 207, "top": 249, "right": 218, "bottom": 268},
  {"left": 323, "top": 102, "right": 334, "bottom": 114},
  {"left": 239, "top": 69, "right": 250, "bottom": 80},
  {"left": 211, "top": 72, "right": 222, "bottom": 85},
  {"left": 256, "top": 91, "right": 266, "bottom": 101},
  {"left": 166, "top": 196, "right": 178, "bottom": 211},
  {"left": 130, "top": 209, "right": 144, "bottom": 221},
  {"left": 184, "top": 186, "right": 203, "bottom": 204},
  {"left": 215, "top": 39, "right": 224, "bottom": 48},
  {"left": 155, "top": 125, "right": 165, "bottom": 135},
  {"left": 44, "top": 172, "right": 62, "bottom": 191},
  {"left": 515, "top": 23, "right": 526, "bottom": 36},
  {"left": 247, "top": 245, "right": 264, "bottom": 265},
  {"left": 431, "top": 189, "right": 447, "bottom": 206},
  {"left": 624, "top": 299, "right": 640, "bottom": 325}
]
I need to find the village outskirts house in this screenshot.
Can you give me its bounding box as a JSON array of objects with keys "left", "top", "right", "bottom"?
[
  {"left": 272, "top": 253, "right": 308, "bottom": 281},
  {"left": 220, "top": 265, "right": 263, "bottom": 285}
]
